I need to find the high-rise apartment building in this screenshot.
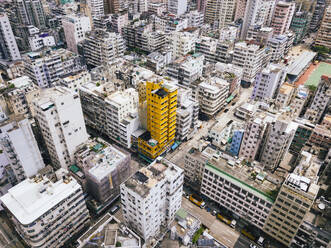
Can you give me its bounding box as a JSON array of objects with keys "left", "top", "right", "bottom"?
[
  {"left": 120, "top": 159, "right": 183, "bottom": 241},
  {"left": 5, "top": 76, "right": 40, "bottom": 118},
  {"left": 289, "top": 119, "right": 314, "bottom": 156},
  {"left": 23, "top": 48, "right": 85, "bottom": 88},
  {"left": 310, "top": 0, "right": 326, "bottom": 31},
  {"left": 271, "top": 1, "right": 295, "bottom": 36},
  {"left": 304, "top": 75, "right": 331, "bottom": 123},
  {"left": 0, "top": 115, "right": 44, "bottom": 184},
  {"left": 166, "top": 54, "right": 204, "bottom": 86},
  {"left": 275, "top": 82, "right": 296, "bottom": 109},
  {"left": 62, "top": 14, "right": 92, "bottom": 53},
  {"left": 138, "top": 81, "right": 177, "bottom": 160},
  {"left": 83, "top": 29, "right": 124, "bottom": 67},
  {"left": 196, "top": 37, "right": 233, "bottom": 64},
  {"left": 122, "top": 21, "right": 166, "bottom": 53},
  {"left": 267, "top": 34, "right": 288, "bottom": 62},
  {"left": 0, "top": 13, "right": 21, "bottom": 61},
  {"left": 59, "top": 70, "right": 91, "bottom": 93},
  {"left": 259, "top": 117, "right": 296, "bottom": 171},
  {"left": 232, "top": 41, "right": 266, "bottom": 83},
  {"left": 240, "top": 0, "right": 275, "bottom": 39},
  {"left": 251, "top": 63, "right": 286, "bottom": 101},
  {"left": 234, "top": 0, "right": 246, "bottom": 20},
  {"left": 0, "top": 169, "right": 90, "bottom": 248},
  {"left": 168, "top": 0, "right": 187, "bottom": 16},
  {"left": 79, "top": 85, "right": 139, "bottom": 149},
  {"left": 33, "top": 87, "right": 88, "bottom": 169},
  {"left": 218, "top": 0, "right": 235, "bottom": 28},
  {"left": 193, "top": 78, "right": 229, "bottom": 117},
  {"left": 239, "top": 116, "right": 268, "bottom": 161},
  {"left": 176, "top": 87, "right": 199, "bottom": 141},
  {"left": 264, "top": 173, "right": 319, "bottom": 247},
  {"left": 76, "top": 143, "right": 131, "bottom": 203},
  {"left": 247, "top": 26, "right": 274, "bottom": 45},
  {"left": 169, "top": 31, "right": 197, "bottom": 59},
  {"left": 315, "top": 6, "right": 331, "bottom": 49},
  {"left": 200, "top": 146, "right": 275, "bottom": 229},
  {"left": 15, "top": 0, "right": 47, "bottom": 29},
  {"left": 204, "top": 0, "right": 235, "bottom": 28},
  {"left": 86, "top": 0, "right": 104, "bottom": 20},
  {"left": 290, "top": 11, "right": 312, "bottom": 44}
]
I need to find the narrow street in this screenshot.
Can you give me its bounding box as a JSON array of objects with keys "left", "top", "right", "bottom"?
[{"left": 181, "top": 197, "right": 240, "bottom": 248}]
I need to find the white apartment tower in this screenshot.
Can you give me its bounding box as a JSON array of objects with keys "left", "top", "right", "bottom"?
[
  {"left": 86, "top": 0, "right": 104, "bottom": 20},
  {"left": 168, "top": 0, "right": 187, "bottom": 16},
  {"left": 0, "top": 115, "right": 44, "bottom": 184},
  {"left": 169, "top": 32, "right": 197, "bottom": 59},
  {"left": 33, "top": 87, "right": 88, "bottom": 169},
  {"left": 166, "top": 54, "right": 204, "bottom": 86},
  {"left": 218, "top": 0, "right": 236, "bottom": 28},
  {"left": 59, "top": 70, "right": 91, "bottom": 93},
  {"left": 83, "top": 29, "right": 125, "bottom": 67},
  {"left": 260, "top": 117, "right": 296, "bottom": 171},
  {"left": 239, "top": 117, "right": 266, "bottom": 161},
  {"left": 304, "top": 75, "right": 331, "bottom": 123},
  {"left": 0, "top": 169, "right": 90, "bottom": 248},
  {"left": 79, "top": 85, "right": 139, "bottom": 149},
  {"left": 23, "top": 48, "right": 84, "bottom": 88},
  {"left": 241, "top": 0, "right": 275, "bottom": 39},
  {"left": 176, "top": 87, "right": 199, "bottom": 141},
  {"left": 195, "top": 78, "right": 229, "bottom": 117},
  {"left": 232, "top": 41, "right": 266, "bottom": 83},
  {"left": 120, "top": 159, "right": 184, "bottom": 241},
  {"left": 62, "top": 14, "right": 92, "bottom": 54},
  {"left": 251, "top": 63, "right": 286, "bottom": 101},
  {"left": 5, "top": 76, "right": 40, "bottom": 118},
  {"left": 0, "top": 13, "right": 21, "bottom": 61}
]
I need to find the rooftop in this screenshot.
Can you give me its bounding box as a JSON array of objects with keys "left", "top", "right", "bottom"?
[
  {"left": 85, "top": 145, "right": 128, "bottom": 181},
  {"left": 7, "top": 76, "right": 33, "bottom": 88},
  {"left": 78, "top": 213, "right": 141, "bottom": 248},
  {"left": 171, "top": 208, "right": 200, "bottom": 239},
  {"left": 285, "top": 173, "right": 319, "bottom": 197},
  {"left": 202, "top": 147, "right": 280, "bottom": 203},
  {"left": 124, "top": 160, "right": 182, "bottom": 198},
  {"left": 287, "top": 51, "right": 316, "bottom": 76},
  {"left": 278, "top": 82, "right": 296, "bottom": 95},
  {"left": 0, "top": 170, "right": 80, "bottom": 225}
]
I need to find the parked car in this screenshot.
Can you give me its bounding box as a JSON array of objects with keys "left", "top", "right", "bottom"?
[
  {"left": 211, "top": 210, "right": 217, "bottom": 216},
  {"left": 110, "top": 205, "right": 120, "bottom": 214}
]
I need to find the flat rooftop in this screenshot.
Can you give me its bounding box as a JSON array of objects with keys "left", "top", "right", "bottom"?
[
  {"left": 124, "top": 160, "right": 182, "bottom": 198},
  {"left": 0, "top": 173, "right": 80, "bottom": 225},
  {"left": 278, "top": 83, "right": 296, "bottom": 95},
  {"left": 203, "top": 147, "right": 280, "bottom": 203},
  {"left": 78, "top": 214, "right": 140, "bottom": 248},
  {"left": 8, "top": 76, "right": 33, "bottom": 88},
  {"left": 86, "top": 146, "right": 128, "bottom": 181},
  {"left": 124, "top": 163, "right": 167, "bottom": 197}
]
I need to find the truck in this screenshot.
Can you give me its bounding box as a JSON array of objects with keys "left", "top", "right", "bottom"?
[
  {"left": 189, "top": 194, "right": 206, "bottom": 209},
  {"left": 241, "top": 229, "right": 256, "bottom": 241},
  {"left": 217, "top": 213, "right": 236, "bottom": 228}
]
